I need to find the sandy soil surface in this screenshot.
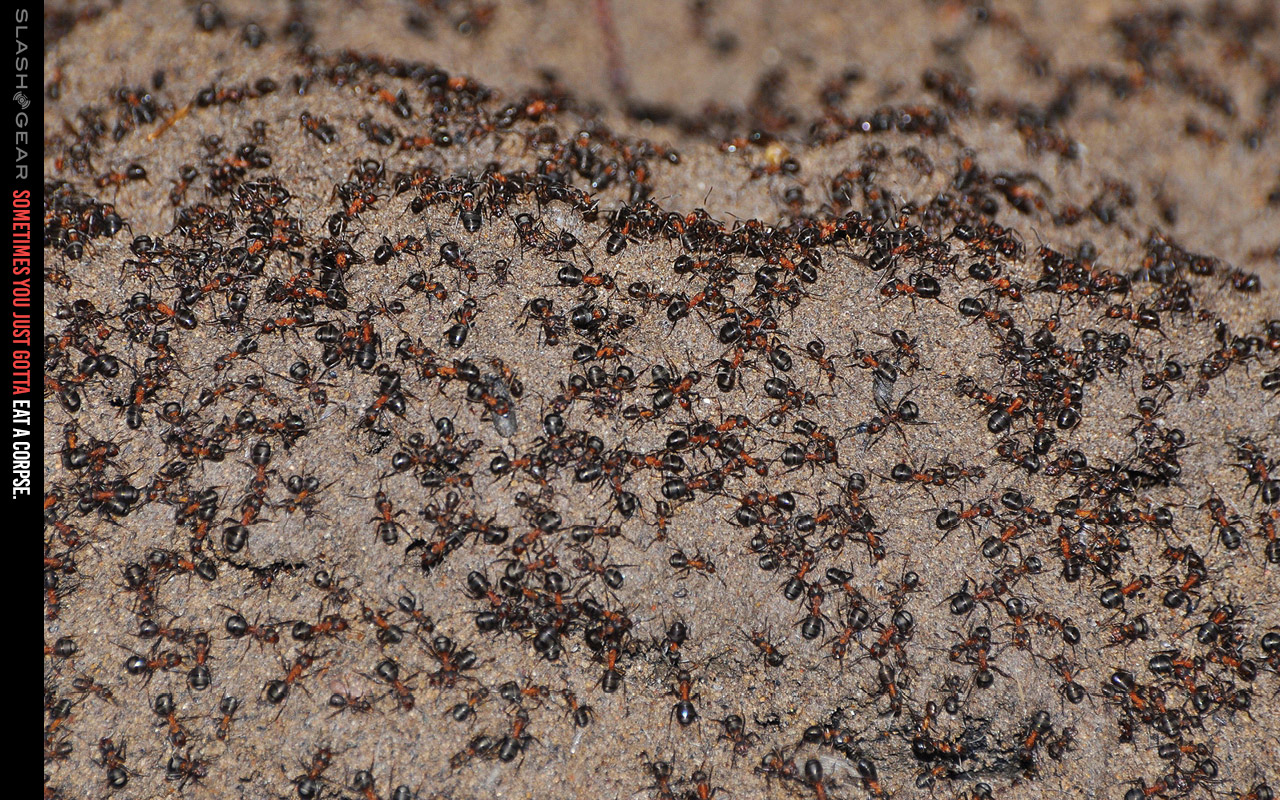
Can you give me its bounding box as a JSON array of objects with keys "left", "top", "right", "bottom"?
[{"left": 42, "top": 2, "right": 1279, "bottom": 799}]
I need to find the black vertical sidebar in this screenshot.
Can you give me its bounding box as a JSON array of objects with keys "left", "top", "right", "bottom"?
[
  {"left": 8, "top": 8, "right": 39, "bottom": 499},
  {"left": 13, "top": 2, "right": 42, "bottom": 788}
]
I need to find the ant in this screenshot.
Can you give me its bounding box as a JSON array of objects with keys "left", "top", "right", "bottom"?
[
  {"left": 935, "top": 498, "right": 995, "bottom": 541},
  {"left": 277, "top": 474, "right": 330, "bottom": 516},
  {"left": 368, "top": 490, "right": 408, "bottom": 545},
  {"left": 642, "top": 755, "right": 678, "bottom": 800},
  {"left": 263, "top": 650, "right": 327, "bottom": 706},
  {"left": 447, "top": 686, "right": 490, "bottom": 722},
  {"left": 165, "top": 749, "right": 213, "bottom": 790},
  {"left": 270, "top": 360, "right": 332, "bottom": 407},
  {"left": 371, "top": 658, "right": 417, "bottom": 711},
  {"left": 424, "top": 634, "right": 478, "bottom": 687},
  {"left": 716, "top": 714, "right": 760, "bottom": 759},
  {"left": 94, "top": 163, "right": 147, "bottom": 190},
  {"left": 743, "top": 628, "right": 788, "bottom": 667},
  {"left": 854, "top": 391, "right": 926, "bottom": 449},
  {"left": 300, "top": 112, "right": 337, "bottom": 144},
  {"left": 669, "top": 549, "right": 719, "bottom": 581},
  {"left": 560, "top": 688, "right": 594, "bottom": 728},
  {"left": 668, "top": 668, "right": 700, "bottom": 727}
]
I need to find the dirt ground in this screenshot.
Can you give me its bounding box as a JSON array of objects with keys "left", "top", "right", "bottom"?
[{"left": 42, "top": 2, "right": 1279, "bottom": 799}]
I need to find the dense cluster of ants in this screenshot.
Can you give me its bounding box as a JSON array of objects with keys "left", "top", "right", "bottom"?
[{"left": 42, "top": 3, "right": 1279, "bottom": 800}]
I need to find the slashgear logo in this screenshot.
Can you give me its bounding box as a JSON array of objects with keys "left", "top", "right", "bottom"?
[{"left": 12, "top": 9, "right": 29, "bottom": 179}]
